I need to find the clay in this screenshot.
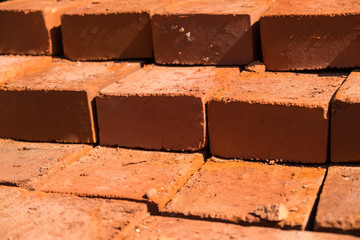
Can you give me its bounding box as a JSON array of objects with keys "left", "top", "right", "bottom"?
[
  {"left": 127, "top": 216, "right": 359, "bottom": 240},
  {"left": 163, "top": 159, "right": 326, "bottom": 229},
  {"left": 151, "top": 0, "right": 272, "bottom": 65},
  {"left": 96, "top": 65, "right": 240, "bottom": 151},
  {"left": 244, "top": 61, "right": 266, "bottom": 73},
  {"left": 260, "top": 0, "right": 360, "bottom": 70},
  {"left": 315, "top": 165, "right": 360, "bottom": 235},
  {"left": 0, "top": 55, "right": 51, "bottom": 83},
  {"left": 331, "top": 70, "right": 360, "bottom": 162},
  {"left": 208, "top": 71, "right": 347, "bottom": 163},
  {"left": 39, "top": 146, "right": 205, "bottom": 212},
  {"left": 0, "top": 138, "right": 91, "bottom": 190},
  {"left": 0, "top": 186, "right": 147, "bottom": 240},
  {"left": 0, "top": 0, "right": 82, "bottom": 55},
  {"left": 61, "top": 0, "right": 168, "bottom": 60},
  {"left": 0, "top": 59, "right": 141, "bottom": 143}
]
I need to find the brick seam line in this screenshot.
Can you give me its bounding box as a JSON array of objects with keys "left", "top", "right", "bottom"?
[
  {"left": 326, "top": 74, "right": 350, "bottom": 163},
  {"left": 305, "top": 164, "right": 329, "bottom": 231},
  {"left": 34, "top": 144, "right": 94, "bottom": 190}
]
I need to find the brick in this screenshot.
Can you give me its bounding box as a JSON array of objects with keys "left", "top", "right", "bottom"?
[
  {"left": 260, "top": 0, "right": 360, "bottom": 71},
  {"left": 151, "top": 0, "right": 271, "bottom": 65},
  {"left": 163, "top": 159, "right": 326, "bottom": 229},
  {"left": 0, "top": 55, "right": 51, "bottom": 83},
  {"left": 331, "top": 70, "right": 360, "bottom": 162},
  {"left": 208, "top": 71, "right": 347, "bottom": 163},
  {"left": 0, "top": 186, "right": 147, "bottom": 239},
  {"left": 0, "top": 139, "right": 91, "bottom": 190},
  {"left": 39, "top": 146, "right": 205, "bottom": 212},
  {"left": 127, "top": 216, "right": 359, "bottom": 240},
  {"left": 315, "top": 165, "right": 360, "bottom": 235},
  {"left": 97, "top": 65, "right": 239, "bottom": 151},
  {"left": 0, "top": 60, "right": 140, "bottom": 143},
  {"left": 62, "top": 0, "right": 166, "bottom": 60},
  {"left": 0, "top": 0, "right": 81, "bottom": 55}
]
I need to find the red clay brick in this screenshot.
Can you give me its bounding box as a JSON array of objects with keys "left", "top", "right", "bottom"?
[
  {"left": 163, "top": 159, "right": 326, "bottom": 229},
  {"left": 127, "top": 216, "right": 359, "bottom": 240},
  {"left": 260, "top": 0, "right": 360, "bottom": 71},
  {"left": 39, "top": 146, "right": 205, "bottom": 212},
  {"left": 315, "top": 165, "right": 360, "bottom": 235},
  {"left": 0, "top": 139, "right": 92, "bottom": 190},
  {"left": 0, "top": 0, "right": 81, "bottom": 55},
  {"left": 0, "top": 55, "right": 51, "bottom": 83},
  {"left": 0, "top": 186, "right": 147, "bottom": 240},
  {"left": 331, "top": 70, "right": 360, "bottom": 163},
  {"left": 208, "top": 71, "right": 347, "bottom": 163},
  {"left": 151, "top": 0, "right": 272, "bottom": 65},
  {"left": 96, "top": 65, "right": 239, "bottom": 151},
  {"left": 0, "top": 60, "right": 140, "bottom": 143},
  {"left": 62, "top": 0, "right": 166, "bottom": 60}
]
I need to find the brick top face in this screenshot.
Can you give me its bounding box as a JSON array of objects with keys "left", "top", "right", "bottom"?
[
  {"left": 0, "top": 55, "right": 35, "bottom": 68},
  {"left": 64, "top": 0, "right": 167, "bottom": 14},
  {"left": 264, "top": 0, "right": 360, "bottom": 16},
  {"left": 154, "top": 0, "right": 271, "bottom": 18},
  {"left": 1, "top": 60, "right": 140, "bottom": 98},
  {"left": 99, "top": 65, "right": 240, "bottom": 97},
  {"left": 212, "top": 71, "right": 347, "bottom": 108},
  {"left": 0, "top": 0, "right": 78, "bottom": 12},
  {"left": 334, "top": 70, "right": 360, "bottom": 103}
]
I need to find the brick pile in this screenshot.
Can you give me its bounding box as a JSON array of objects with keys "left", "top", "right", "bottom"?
[{"left": 0, "top": 0, "right": 359, "bottom": 239}]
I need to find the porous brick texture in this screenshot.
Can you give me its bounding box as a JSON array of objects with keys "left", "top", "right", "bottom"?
[
  {"left": 0, "top": 0, "right": 82, "bottom": 55},
  {"left": 208, "top": 71, "right": 347, "bottom": 163},
  {"left": 260, "top": 0, "right": 360, "bottom": 70},
  {"left": 0, "top": 59, "right": 140, "bottom": 143},
  {"left": 315, "top": 165, "right": 360, "bottom": 236},
  {"left": 127, "top": 216, "right": 360, "bottom": 240},
  {"left": 0, "top": 186, "right": 148, "bottom": 240},
  {"left": 97, "top": 65, "right": 240, "bottom": 151},
  {"left": 62, "top": 0, "right": 166, "bottom": 60},
  {"left": 163, "top": 158, "right": 326, "bottom": 230},
  {"left": 39, "top": 146, "right": 205, "bottom": 212},
  {"left": 0, "top": 139, "right": 91, "bottom": 190},
  {"left": 151, "top": 0, "right": 272, "bottom": 65},
  {"left": 331, "top": 70, "right": 360, "bottom": 162}
]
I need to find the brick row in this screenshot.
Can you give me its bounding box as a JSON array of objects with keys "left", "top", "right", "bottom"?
[{"left": 1, "top": 0, "right": 359, "bottom": 69}]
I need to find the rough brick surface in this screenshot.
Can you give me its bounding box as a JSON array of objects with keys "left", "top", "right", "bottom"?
[
  {"left": 163, "top": 159, "right": 326, "bottom": 229},
  {"left": 0, "top": 55, "right": 51, "bottom": 83},
  {"left": 62, "top": 0, "right": 166, "bottom": 60},
  {"left": 0, "top": 186, "right": 147, "bottom": 240},
  {"left": 151, "top": 0, "right": 271, "bottom": 65},
  {"left": 208, "top": 71, "right": 347, "bottom": 163},
  {"left": 97, "top": 65, "right": 239, "bottom": 151},
  {"left": 0, "top": 139, "right": 91, "bottom": 190},
  {"left": 40, "top": 146, "right": 205, "bottom": 211},
  {"left": 315, "top": 165, "right": 360, "bottom": 235},
  {"left": 260, "top": 0, "right": 360, "bottom": 70},
  {"left": 127, "top": 216, "right": 359, "bottom": 240},
  {"left": 331, "top": 70, "right": 360, "bottom": 162},
  {"left": 0, "top": 60, "right": 140, "bottom": 143},
  {"left": 0, "top": 0, "right": 81, "bottom": 55}
]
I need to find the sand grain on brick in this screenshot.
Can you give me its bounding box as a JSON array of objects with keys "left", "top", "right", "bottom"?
[
  {"left": 151, "top": 0, "right": 272, "bottom": 65},
  {"left": 126, "top": 216, "right": 359, "bottom": 240},
  {"left": 163, "top": 159, "right": 326, "bottom": 230},
  {"left": 0, "top": 0, "right": 82, "bottom": 55},
  {"left": 208, "top": 71, "right": 347, "bottom": 163},
  {"left": 0, "top": 186, "right": 147, "bottom": 240},
  {"left": 62, "top": 0, "right": 167, "bottom": 60},
  {"left": 315, "top": 165, "right": 360, "bottom": 235},
  {"left": 0, "top": 139, "right": 91, "bottom": 190},
  {"left": 331, "top": 70, "right": 360, "bottom": 163},
  {"left": 260, "top": 0, "right": 360, "bottom": 70},
  {"left": 97, "top": 65, "right": 240, "bottom": 151},
  {"left": 40, "top": 146, "right": 205, "bottom": 211},
  {"left": 0, "top": 60, "right": 141, "bottom": 143}
]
